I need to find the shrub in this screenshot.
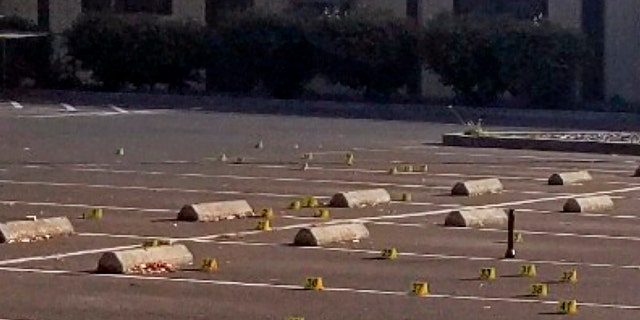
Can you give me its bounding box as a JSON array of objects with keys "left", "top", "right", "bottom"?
[
  {"left": 207, "top": 11, "right": 315, "bottom": 98},
  {"left": 422, "top": 14, "right": 589, "bottom": 107},
  {"left": 66, "top": 14, "right": 206, "bottom": 90},
  {"left": 0, "top": 16, "right": 51, "bottom": 88},
  {"left": 307, "top": 10, "right": 420, "bottom": 98}
]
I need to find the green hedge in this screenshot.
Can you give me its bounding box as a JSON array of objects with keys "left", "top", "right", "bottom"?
[
  {"left": 207, "top": 11, "right": 315, "bottom": 98},
  {"left": 66, "top": 14, "right": 206, "bottom": 90},
  {"left": 422, "top": 14, "right": 589, "bottom": 107},
  {"left": 307, "top": 11, "right": 420, "bottom": 98},
  {"left": 0, "top": 16, "right": 51, "bottom": 88},
  {"left": 63, "top": 11, "right": 589, "bottom": 106}
]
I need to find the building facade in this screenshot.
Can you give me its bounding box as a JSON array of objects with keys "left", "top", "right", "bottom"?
[{"left": 0, "top": 0, "right": 637, "bottom": 104}]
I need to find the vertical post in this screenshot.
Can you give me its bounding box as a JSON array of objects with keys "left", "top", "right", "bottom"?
[
  {"left": 2, "top": 39, "right": 6, "bottom": 89},
  {"left": 504, "top": 208, "right": 516, "bottom": 259}
]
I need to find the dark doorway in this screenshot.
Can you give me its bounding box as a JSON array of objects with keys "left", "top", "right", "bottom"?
[
  {"left": 37, "top": 0, "right": 50, "bottom": 31},
  {"left": 206, "top": 0, "right": 254, "bottom": 26},
  {"left": 581, "top": 0, "right": 605, "bottom": 101}
]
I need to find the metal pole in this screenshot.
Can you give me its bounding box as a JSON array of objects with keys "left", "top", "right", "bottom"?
[
  {"left": 2, "top": 39, "right": 5, "bottom": 89},
  {"left": 504, "top": 209, "right": 516, "bottom": 259}
]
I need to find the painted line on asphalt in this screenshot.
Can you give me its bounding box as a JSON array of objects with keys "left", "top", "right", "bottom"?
[
  {"left": 25, "top": 111, "right": 121, "bottom": 118},
  {"left": 70, "top": 167, "right": 461, "bottom": 191},
  {"left": 109, "top": 105, "right": 129, "bottom": 114},
  {"left": 9, "top": 101, "right": 23, "bottom": 109},
  {"left": 0, "top": 200, "right": 173, "bottom": 213},
  {"left": 0, "top": 179, "right": 311, "bottom": 199},
  {"left": 0, "top": 244, "right": 140, "bottom": 266},
  {"left": 60, "top": 103, "right": 77, "bottom": 112},
  {"left": 0, "top": 266, "right": 638, "bottom": 311}
]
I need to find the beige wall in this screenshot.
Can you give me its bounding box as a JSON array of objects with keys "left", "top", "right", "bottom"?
[
  {"left": 548, "top": 0, "right": 582, "bottom": 29},
  {"left": 357, "top": 0, "right": 406, "bottom": 18},
  {"left": 173, "top": 0, "right": 206, "bottom": 24},
  {"left": 605, "top": 0, "right": 640, "bottom": 103},
  {"left": 0, "top": 0, "right": 38, "bottom": 23},
  {"left": 418, "top": 0, "right": 452, "bottom": 25},
  {"left": 49, "top": 0, "right": 82, "bottom": 33},
  {"left": 253, "top": 0, "right": 290, "bottom": 12}
]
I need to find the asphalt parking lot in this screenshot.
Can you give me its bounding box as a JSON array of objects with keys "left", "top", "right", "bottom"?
[{"left": 0, "top": 99, "right": 639, "bottom": 320}]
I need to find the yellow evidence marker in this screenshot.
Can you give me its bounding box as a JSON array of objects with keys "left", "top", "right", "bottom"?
[
  {"left": 514, "top": 232, "right": 524, "bottom": 243},
  {"left": 401, "top": 192, "right": 412, "bottom": 202},
  {"left": 411, "top": 282, "right": 430, "bottom": 296},
  {"left": 558, "top": 300, "right": 578, "bottom": 314},
  {"left": 256, "top": 219, "right": 272, "bottom": 231},
  {"left": 304, "top": 277, "right": 324, "bottom": 291},
  {"left": 115, "top": 147, "right": 125, "bottom": 156},
  {"left": 530, "top": 283, "right": 548, "bottom": 297},
  {"left": 285, "top": 317, "right": 305, "bottom": 320},
  {"left": 480, "top": 267, "right": 497, "bottom": 281},
  {"left": 302, "top": 196, "right": 319, "bottom": 208},
  {"left": 289, "top": 200, "right": 302, "bottom": 210},
  {"left": 315, "top": 209, "right": 330, "bottom": 219},
  {"left": 83, "top": 208, "right": 103, "bottom": 220},
  {"left": 389, "top": 166, "right": 399, "bottom": 175},
  {"left": 401, "top": 165, "right": 414, "bottom": 173},
  {"left": 520, "top": 264, "right": 537, "bottom": 277},
  {"left": 346, "top": 152, "right": 354, "bottom": 166},
  {"left": 381, "top": 248, "right": 398, "bottom": 260},
  {"left": 142, "top": 239, "right": 171, "bottom": 248},
  {"left": 561, "top": 269, "right": 578, "bottom": 283},
  {"left": 200, "top": 258, "right": 219, "bottom": 272},
  {"left": 261, "top": 208, "right": 275, "bottom": 219}
]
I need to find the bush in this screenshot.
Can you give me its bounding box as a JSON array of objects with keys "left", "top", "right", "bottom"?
[
  {"left": 207, "top": 11, "right": 315, "bottom": 98},
  {"left": 422, "top": 14, "right": 589, "bottom": 107},
  {"left": 0, "top": 16, "right": 51, "bottom": 88},
  {"left": 66, "top": 14, "right": 206, "bottom": 90},
  {"left": 307, "top": 10, "right": 420, "bottom": 98}
]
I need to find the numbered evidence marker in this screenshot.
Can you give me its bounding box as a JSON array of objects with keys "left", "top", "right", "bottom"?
[
  {"left": 561, "top": 269, "right": 578, "bottom": 283},
  {"left": 381, "top": 248, "right": 398, "bottom": 260},
  {"left": 289, "top": 200, "right": 302, "bottom": 210},
  {"left": 558, "top": 300, "right": 578, "bottom": 315},
  {"left": 346, "top": 152, "right": 354, "bottom": 166},
  {"left": 480, "top": 267, "right": 497, "bottom": 281},
  {"left": 411, "top": 282, "right": 430, "bottom": 296},
  {"left": 200, "top": 258, "right": 219, "bottom": 272},
  {"left": 83, "top": 208, "right": 103, "bottom": 220},
  {"left": 141, "top": 239, "right": 171, "bottom": 248},
  {"left": 530, "top": 283, "right": 549, "bottom": 297},
  {"left": 514, "top": 232, "right": 524, "bottom": 243},
  {"left": 519, "top": 264, "right": 537, "bottom": 277},
  {"left": 256, "top": 219, "right": 272, "bottom": 231},
  {"left": 315, "top": 209, "right": 330, "bottom": 219},
  {"left": 304, "top": 277, "right": 324, "bottom": 291},
  {"left": 261, "top": 208, "right": 275, "bottom": 219}
]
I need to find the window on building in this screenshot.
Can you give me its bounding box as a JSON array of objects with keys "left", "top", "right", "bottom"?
[
  {"left": 454, "top": 0, "right": 547, "bottom": 20},
  {"left": 82, "top": 0, "right": 113, "bottom": 12},
  {"left": 115, "top": 0, "right": 172, "bottom": 15},
  {"left": 82, "top": 0, "right": 173, "bottom": 15},
  {"left": 206, "top": 0, "right": 254, "bottom": 26},
  {"left": 289, "top": 0, "right": 353, "bottom": 18},
  {"left": 406, "top": 0, "right": 419, "bottom": 21},
  {"left": 37, "top": 0, "right": 50, "bottom": 30}
]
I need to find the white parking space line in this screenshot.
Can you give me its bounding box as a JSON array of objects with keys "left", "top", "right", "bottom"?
[
  {"left": 109, "top": 105, "right": 129, "bottom": 114},
  {"left": 0, "top": 200, "right": 173, "bottom": 213},
  {"left": 0, "top": 245, "right": 139, "bottom": 266},
  {"left": 0, "top": 179, "right": 312, "bottom": 199},
  {"left": 60, "top": 103, "right": 77, "bottom": 112},
  {"left": 0, "top": 266, "right": 638, "bottom": 311},
  {"left": 9, "top": 101, "right": 23, "bottom": 109}
]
